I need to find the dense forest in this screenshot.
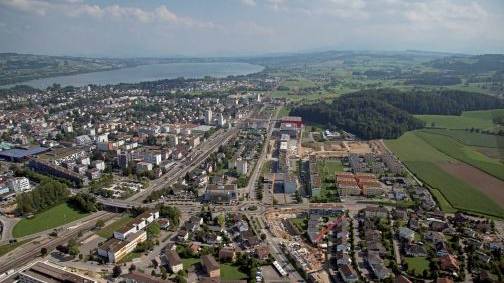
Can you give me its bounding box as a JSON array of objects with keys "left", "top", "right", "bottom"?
[
  {"left": 291, "top": 88, "right": 504, "bottom": 139},
  {"left": 348, "top": 89, "right": 503, "bottom": 115},
  {"left": 291, "top": 95, "right": 424, "bottom": 139}
]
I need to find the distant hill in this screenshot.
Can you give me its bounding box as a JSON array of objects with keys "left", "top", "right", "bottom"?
[
  {"left": 427, "top": 54, "right": 504, "bottom": 74},
  {"left": 0, "top": 53, "right": 148, "bottom": 86}
]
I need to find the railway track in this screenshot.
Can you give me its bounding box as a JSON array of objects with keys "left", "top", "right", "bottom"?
[{"left": 0, "top": 211, "right": 114, "bottom": 274}]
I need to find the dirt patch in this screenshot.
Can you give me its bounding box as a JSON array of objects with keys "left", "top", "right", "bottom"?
[{"left": 439, "top": 162, "right": 504, "bottom": 207}]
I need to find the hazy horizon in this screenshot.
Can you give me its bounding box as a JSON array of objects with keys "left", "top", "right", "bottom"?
[{"left": 1, "top": 0, "right": 503, "bottom": 57}]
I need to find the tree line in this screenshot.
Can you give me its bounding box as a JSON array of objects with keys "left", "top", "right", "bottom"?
[
  {"left": 291, "top": 88, "right": 503, "bottom": 139},
  {"left": 291, "top": 95, "right": 424, "bottom": 139},
  {"left": 16, "top": 179, "right": 69, "bottom": 215},
  {"left": 347, "top": 88, "right": 504, "bottom": 115}
]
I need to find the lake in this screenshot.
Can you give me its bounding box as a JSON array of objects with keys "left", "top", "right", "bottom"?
[{"left": 3, "top": 62, "right": 264, "bottom": 89}]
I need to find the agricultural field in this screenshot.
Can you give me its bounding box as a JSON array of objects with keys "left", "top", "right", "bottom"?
[
  {"left": 415, "top": 130, "right": 504, "bottom": 180},
  {"left": 386, "top": 132, "right": 504, "bottom": 217},
  {"left": 416, "top": 114, "right": 495, "bottom": 130},
  {"left": 419, "top": 128, "right": 504, "bottom": 149},
  {"left": 13, "top": 202, "right": 90, "bottom": 238},
  {"left": 463, "top": 109, "right": 504, "bottom": 121},
  {"left": 280, "top": 78, "right": 317, "bottom": 89},
  {"left": 429, "top": 189, "right": 456, "bottom": 213},
  {"left": 416, "top": 109, "right": 504, "bottom": 131}
]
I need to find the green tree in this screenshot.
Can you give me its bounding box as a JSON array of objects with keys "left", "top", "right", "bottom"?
[
  {"left": 159, "top": 205, "right": 181, "bottom": 227},
  {"left": 146, "top": 222, "right": 161, "bottom": 238},
  {"left": 216, "top": 214, "right": 225, "bottom": 228}
]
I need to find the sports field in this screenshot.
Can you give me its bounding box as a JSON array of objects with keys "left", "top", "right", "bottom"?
[
  {"left": 13, "top": 202, "right": 90, "bottom": 238},
  {"left": 386, "top": 132, "right": 504, "bottom": 217}
]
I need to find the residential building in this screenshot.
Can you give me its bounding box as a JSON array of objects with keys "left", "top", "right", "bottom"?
[
  {"left": 7, "top": 177, "right": 31, "bottom": 192},
  {"left": 339, "top": 264, "right": 358, "bottom": 283},
  {"left": 113, "top": 210, "right": 159, "bottom": 240},
  {"left": 97, "top": 230, "right": 147, "bottom": 263},
  {"left": 162, "top": 250, "right": 183, "bottom": 273},
  {"left": 201, "top": 255, "right": 220, "bottom": 278}
]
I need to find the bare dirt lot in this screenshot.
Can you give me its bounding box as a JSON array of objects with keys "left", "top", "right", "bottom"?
[{"left": 440, "top": 162, "right": 504, "bottom": 207}]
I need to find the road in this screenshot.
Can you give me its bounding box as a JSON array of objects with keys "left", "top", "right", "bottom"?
[
  {"left": 0, "top": 215, "right": 18, "bottom": 241},
  {"left": 243, "top": 106, "right": 278, "bottom": 200}
]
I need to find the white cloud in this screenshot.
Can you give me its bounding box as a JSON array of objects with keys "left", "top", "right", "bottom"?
[
  {"left": 1, "top": 0, "right": 51, "bottom": 15},
  {"left": 267, "top": 0, "right": 288, "bottom": 11},
  {"left": 240, "top": 0, "right": 256, "bottom": 7},
  {"left": 0, "top": 0, "right": 216, "bottom": 28},
  {"left": 404, "top": 0, "right": 487, "bottom": 23}
]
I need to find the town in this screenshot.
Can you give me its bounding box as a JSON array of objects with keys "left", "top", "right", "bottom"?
[{"left": 0, "top": 72, "right": 502, "bottom": 283}]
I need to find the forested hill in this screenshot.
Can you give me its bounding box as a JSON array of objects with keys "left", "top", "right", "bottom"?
[
  {"left": 291, "top": 95, "right": 424, "bottom": 139},
  {"left": 347, "top": 89, "right": 504, "bottom": 115},
  {"left": 291, "top": 88, "right": 504, "bottom": 139},
  {"left": 427, "top": 54, "right": 504, "bottom": 74}
]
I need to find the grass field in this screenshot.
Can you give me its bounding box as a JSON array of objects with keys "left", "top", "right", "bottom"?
[
  {"left": 290, "top": 217, "right": 308, "bottom": 233},
  {"left": 318, "top": 159, "right": 344, "bottom": 180},
  {"left": 463, "top": 109, "right": 504, "bottom": 120},
  {"left": 416, "top": 114, "right": 495, "bottom": 130},
  {"left": 13, "top": 202, "right": 89, "bottom": 238},
  {"left": 96, "top": 214, "right": 133, "bottom": 238},
  {"left": 404, "top": 256, "right": 430, "bottom": 275},
  {"left": 312, "top": 159, "right": 343, "bottom": 202},
  {"left": 221, "top": 263, "right": 248, "bottom": 280},
  {"left": 280, "top": 78, "right": 317, "bottom": 89},
  {"left": 0, "top": 238, "right": 34, "bottom": 257},
  {"left": 416, "top": 109, "right": 504, "bottom": 130},
  {"left": 430, "top": 189, "right": 456, "bottom": 213},
  {"left": 182, "top": 257, "right": 200, "bottom": 270},
  {"left": 386, "top": 132, "right": 504, "bottom": 217},
  {"left": 416, "top": 131, "right": 504, "bottom": 181},
  {"left": 420, "top": 129, "right": 504, "bottom": 149},
  {"left": 278, "top": 106, "right": 291, "bottom": 118}
]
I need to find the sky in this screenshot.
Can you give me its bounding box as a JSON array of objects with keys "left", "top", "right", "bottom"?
[{"left": 0, "top": 0, "right": 503, "bottom": 57}]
